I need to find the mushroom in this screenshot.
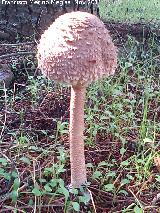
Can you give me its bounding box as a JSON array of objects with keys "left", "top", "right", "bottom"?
[{"left": 37, "top": 11, "right": 117, "bottom": 189}]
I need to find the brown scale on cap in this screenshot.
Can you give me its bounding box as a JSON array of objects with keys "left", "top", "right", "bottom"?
[
  {"left": 37, "top": 11, "right": 117, "bottom": 189},
  {"left": 37, "top": 11, "right": 117, "bottom": 87}
]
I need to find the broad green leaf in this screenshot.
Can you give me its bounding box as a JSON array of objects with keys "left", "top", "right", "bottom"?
[
  {"left": 58, "top": 179, "right": 65, "bottom": 188},
  {"left": 20, "top": 157, "right": 31, "bottom": 165},
  {"left": 58, "top": 186, "right": 69, "bottom": 200},
  {"left": 125, "top": 62, "right": 133, "bottom": 68},
  {"left": 98, "top": 161, "right": 108, "bottom": 167},
  {"left": 13, "top": 178, "right": 20, "bottom": 190},
  {"left": 121, "top": 160, "right": 129, "bottom": 166},
  {"left": 70, "top": 188, "right": 79, "bottom": 195},
  {"left": 0, "top": 168, "right": 5, "bottom": 174},
  {"left": 126, "top": 174, "right": 134, "bottom": 180},
  {"left": 32, "top": 187, "right": 41, "bottom": 196},
  {"left": 11, "top": 170, "right": 18, "bottom": 178},
  {"left": 134, "top": 205, "right": 143, "bottom": 213},
  {"left": 72, "top": 202, "right": 80, "bottom": 212},
  {"left": 44, "top": 184, "right": 52, "bottom": 192},
  {"left": 104, "top": 184, "right": 115, "bottom": 192},
  {"left": 3, "top": 172, "right": 11, "bottom": 180},
  {"left": 92, "top": 171, "right": 102, "bottom": 179},
  {"left": 44, "top": 167, "right": 53, "bottom": 176},
  {"left": 28, "top": 198, "right": 34, "bottom": 205},
  {"left": 79, "top": 193, "right": 91, "bottom": 205},
  {"left": 121, "top": 178, "right": 130, "bottom": 185},
  {"left": 57, "top": 164, "right": 65, "bottom": 174},
  {"left": 106, "top": 171, "right": 116, "bottom": 177},
  {"left": 0, "top": 158, "right": 8, "bottom": 166},
  {"left": 50, "top": 179, "right": 58, "bottom": 188},
  {"left": 39, "top": 178, "right": 47, "bottom": 183},
  {"left": 10, "top": 190, "right": 18, "bottom": 203},
  {"left": 120, "top": 147, "right": 126, "bottom": 155}
]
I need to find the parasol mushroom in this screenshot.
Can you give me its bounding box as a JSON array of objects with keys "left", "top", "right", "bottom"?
[{"left": 37, "top": 11, "right": 117, "bottom": 189}]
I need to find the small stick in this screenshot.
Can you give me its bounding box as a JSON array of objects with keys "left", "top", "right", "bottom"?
[
  {"left": 0, "top": 52, "right": 35, "bottom": 59},
  {"left": 0, "top": 42, "right": 36, "bottom": 46},
  {"left": 128, "top": 186, "right": 144, "bottom": 209},
  {"left": 87, "top": 188, "right": 97, "bottom": 213}
]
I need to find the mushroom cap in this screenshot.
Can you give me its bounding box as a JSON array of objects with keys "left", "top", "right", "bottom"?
[{"left": 37, "top": 11, "right": 117, "bottom": 87}]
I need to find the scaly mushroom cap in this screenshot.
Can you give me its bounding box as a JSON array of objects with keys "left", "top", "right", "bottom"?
[{"left": 37, "top": 11, "right": 117, "bottom": 86}]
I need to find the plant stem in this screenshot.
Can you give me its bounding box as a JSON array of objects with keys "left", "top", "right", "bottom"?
[{"left": 69, "top": 85, "right": 87, "bottom": 188}]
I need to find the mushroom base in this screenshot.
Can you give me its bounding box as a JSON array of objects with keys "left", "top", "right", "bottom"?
[{"left": 69, "top": 85, "right": 87, "bottom": 188}]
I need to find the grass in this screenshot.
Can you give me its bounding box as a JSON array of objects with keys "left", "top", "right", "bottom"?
[{"left": 99, "top": 0, "right": 160, "bottom": 23}]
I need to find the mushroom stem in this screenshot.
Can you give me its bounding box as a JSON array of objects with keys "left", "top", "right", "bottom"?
[{"left": 69, "top": 85, "right": 87, "bottom": 188}]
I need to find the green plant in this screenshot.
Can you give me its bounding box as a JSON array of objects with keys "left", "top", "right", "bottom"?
[{"left": 99, "top": 0, "right": 160, "bottom": 23}]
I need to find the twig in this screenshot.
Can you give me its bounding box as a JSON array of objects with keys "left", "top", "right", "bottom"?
[
  {"left": 144, "top": 205, "right": 159, "bottom": 211},
  {"left": 87, "top": 188, "right": 97, "bottom": 213},
  {"left": 0, "top": 42, "right": 36, "bottom": 46},
  {"left": 0, "top": 206, "right": 27, "bottom": 213},
  {"left": 88, "top": 186, "right": 114, "bottom": 199},
  {"left": 0, "top": 52, "right": 35, "bottom": 59},
  {"left": 0, "top": 203, "right": 64, "bottom": 212},
  {"left": 128, "top": 187, "right": 144, "bottom": 210}
]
